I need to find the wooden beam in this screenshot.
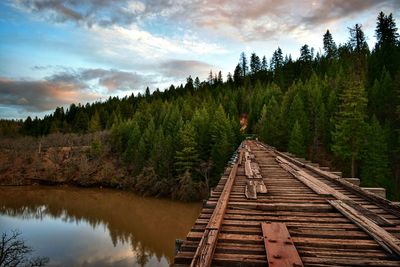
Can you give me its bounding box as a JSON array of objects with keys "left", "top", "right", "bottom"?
[
  {"left": 261, "top": 222, "right": 304, "bottom": 267},
  {"left": 277, "top": 156, "right": 349, "bottom": 199},
  {"left": 329, "top": 199, "right": 400, "bottom": 256},
  {"left": 342, "top": 200, "right": 395, "bottom": 227},
  {"left": 277, "top": 156, "right": 395, "bottom": 226},
  {"left": 343, "top": 178, "right": 360, "bottom": 186},
  {"left": 267, "top": 142, "right": 400, "bottom": 217},
  {"left": 362, "top": 187, "right": 386, "bottom": 199},
  {"left": 190, "top": 159, "right": 239, "bottom": 267}
]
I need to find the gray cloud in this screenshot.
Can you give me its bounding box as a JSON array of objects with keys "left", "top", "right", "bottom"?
[
  {"left": 81, "top": 69, "right": 148, "bottom": 91},
  {"left": 0, "top": 68, "right": 150, "bottom": 112},
  {"left": 14, "top": 0, "right": 140, "bottom": 27},
  {"left": 13, "top": 0, "right": 400, "bottom": 41},
  {"left": 300, "top": 0, "right": 400, "bottom": 26},
  {"left": 180, "top": 0, "right": 400, "bottom": 41},
  {"left": 0, "top": 78, "right": 94, "bottom": 112},
  {"left": 158, "top": 59, "right": 213, "bottom": 79},
  {"left": 0, "top": 60, "right": 214, "bottom": 113},
  {"left": 43, "top": 68, "right": 148, "bottom": 91}
]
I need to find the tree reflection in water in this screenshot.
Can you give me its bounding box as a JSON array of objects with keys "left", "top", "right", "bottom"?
[{"left": 0, "top": 186, "right": 201, "bottom": 266}]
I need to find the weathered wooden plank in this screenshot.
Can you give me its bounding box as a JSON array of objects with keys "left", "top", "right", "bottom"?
[
  {"left": 277, "top": 156, "right": 349, "bottom": 199},
  {"left": 296, "top": 169, "right": 350, "bottom": 200},
  {"left": 175, "top": 140, "right": 400, "bottom": 267},
  {"left": 277, "top": 155, "right": 395, "bottom": 227},
  {"left": 301, "top": 256, "right": 400, "bottom": 267},
  {"left": 255, "top": 180, "right": 268, "bottom": 194},
  {"left": 278, "top": 162, "right": 330, "bottom": 196},
  {"left": 238, "top": 149, "right": 244, "bottom": 166},
  {"left": 362, "top": 187, "right": 387, "bottom": 198},
  {"left": 245, "top": 159, "right": 253, "bottom": 178},
  {"left": 261, "top": 222, "right": 304, "bottom": 267},
  {"left": 343, "top": 177, "right": 360, "bottom": 186},
  {"left": 212, "top": 252, "right": 266, "bottom": 266},
  {"left": 329, "top": 199, "right": 400, "bottom": 256},
  {"left": 261, "top": 140, "right": 400, "bottom": 217},
  {"left": 227, "top": 202, "right": 334, "bottom": 212},
  {"left": 190, "top": 162, "right": 239, "bottom": 267},
  {"left": 342, "top": 199, "right": 395, "bottom": 227},
  {"left": 245, "top": 181, "right": 257, "bottom": 200}
]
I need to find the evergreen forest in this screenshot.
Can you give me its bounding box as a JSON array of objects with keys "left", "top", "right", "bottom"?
[{"left": 1, "top": 11, "right": 400, "bottom": 200}]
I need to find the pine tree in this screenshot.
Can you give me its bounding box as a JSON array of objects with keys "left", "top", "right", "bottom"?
[
  {"left": 123, "top": 121, "right": 141, "bottom": 164},
  {"left": 368, "top": 68, "right": 394, "bottom": 123},
  {"left": 185, "top": 76, "right": 194, "bottom": 91},
  {"left": 288, "top": 120, "right": 306, "bottom": 157},
  {"left": 360, "top": 116, "right": 391, "bottom": 193},
  {"left": 150, "top": 128, "right": 170, "bottom": 177},
  {"left": 300, "top": 44, "right": 312, "bottom": 62},
  {"left": 287, "top": 93, "right": 309, "bottom": 146},
  {"left": 74, "top": 110, "right": 89, "bottom": 133},
  {"left": 208, "top": 70, "right": 213, "bottom": 85},
  {"left": 194, "top": 77, "right": 201, "bottom": 89},
  {"left": 135, "top": 136, "right": 147, "bottom": 174},
  {"left": 145, "top": 87, "right": 151, "bottom": 97},
  {"left": 261, "top": 56, "right": 268, "bottom": 71},
  {"left": 191, "top": 107, "right": 210, "bottom": 160},
  {"left": 323, "top": 30, "right": 338, "bottom": 59},
  {"left": 174, "top": 122, "right": 199, "bottom": 174},
  {"left": 376, "top": 12, "right": 399, "bottom": 47},
  {"left": 332, "top": 79, "right": 367, "bottom": 177},
  {"left": 240, "top": 52, "right": 249, "bottom": 76},
  {"left": 210, "top": 105, "right": 234, "bottom": 183},
  {"left": 226, "top": 72, "right": 233, "bottom": 83},
  {"left": 270, "top": 47, "right": 283, "bottom": 71},
  {"left": 349, "top": 24, "right": 368, "bottom": 54},
  {"left": 88, "top": 111, "right": 101, "bottom": 133},
  {"left": 217, "top": 71, "right": 223, "bottom": 83},
  {"left": 233, "top": 64, "right": 242, "bottom": 84},
  {"left": 257, "top": 97, "right": 281, "bottom": 147},
  {"left": 307, "top": 76, "right": 327, "bottom": 157},
  {"left": 250, "top": 53, "right": 261, "bottom": 74}
]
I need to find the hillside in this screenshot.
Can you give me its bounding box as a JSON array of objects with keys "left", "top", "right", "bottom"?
[{"left": 1, "top": 11, "right": 399, "bottom": 200}]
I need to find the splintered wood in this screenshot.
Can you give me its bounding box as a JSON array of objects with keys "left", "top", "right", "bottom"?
[
  {"left": 329, "top": 200, "right": 400, "bottom": 256},
  {"left": 276, "top": 151, "right": 400, "bottom": 257},
  {"left": 173, "top": 140, "right": 400, "bottom": 267},
  {"left": 261, "top": 222, "right": 303, "bottom": 267},
  {"left": 243, "top": 145, "right": 267, "bottom": 199},
  {"left": 190, "top": 161, "right": 239, "bottom": 267}
]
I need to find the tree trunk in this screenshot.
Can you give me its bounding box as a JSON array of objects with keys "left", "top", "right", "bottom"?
[{"left": 351, "top": 155, "right": 356, "bottom": 178}]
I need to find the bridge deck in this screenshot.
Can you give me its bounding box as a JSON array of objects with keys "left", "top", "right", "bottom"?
[{"left": 173, "top": 140, "right": 400, "bottom": 267}]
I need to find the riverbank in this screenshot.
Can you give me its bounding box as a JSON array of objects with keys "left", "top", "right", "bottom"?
[
  {"left": 0, "top": 132, "right": 208, "bottom": 201},
  {"left": 0, "top": 135, "right": 128, "bottom": 188}
]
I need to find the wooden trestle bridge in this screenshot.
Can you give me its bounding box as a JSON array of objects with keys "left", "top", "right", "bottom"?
[{"left": 173, "top": 140, "right": 400, "bottom": 267}]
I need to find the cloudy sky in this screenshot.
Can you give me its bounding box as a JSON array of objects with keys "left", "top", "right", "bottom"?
[{"left": 0, "top": 0, "right": 399, "bottom": 119}]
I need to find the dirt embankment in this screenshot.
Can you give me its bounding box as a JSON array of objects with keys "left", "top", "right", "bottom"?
[{"left": 0, "top": 133, "right": 130, "bottom": 189}]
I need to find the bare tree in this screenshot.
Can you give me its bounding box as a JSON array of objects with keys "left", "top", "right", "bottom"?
[
  {"left": 196, "top": 160, "right": 213, "bottom": 191},
  {"left": 0, "top": 230, "right": 48, "bottom": 267}
]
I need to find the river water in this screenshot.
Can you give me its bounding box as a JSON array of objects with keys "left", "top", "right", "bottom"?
[{"left": 0, "top": 186, "right": 202, "bottom": 267}]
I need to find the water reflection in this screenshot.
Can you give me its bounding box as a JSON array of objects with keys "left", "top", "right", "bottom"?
[{"left": 0, "top": 186, "right": 201, "bottom": 266}]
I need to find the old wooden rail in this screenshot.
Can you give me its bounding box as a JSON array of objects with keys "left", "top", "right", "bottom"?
[{"left": 173, "top": 140, "right": 400, "bottom": 266}]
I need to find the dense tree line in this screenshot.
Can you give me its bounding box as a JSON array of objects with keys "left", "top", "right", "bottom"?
[{"left": 2, "top": 11, "right": 400, "bottom": 199}]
